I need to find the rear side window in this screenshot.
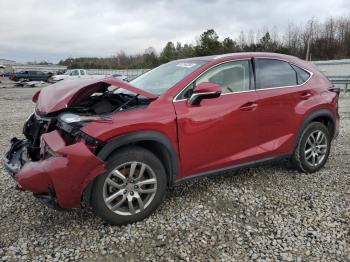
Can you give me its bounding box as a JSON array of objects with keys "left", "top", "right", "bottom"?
[
  {"left": 255, "top": 59, "right": 297, "bottom": 89},
  {"left": 291, "top": 64, "right": 311, "bottom": 84}
]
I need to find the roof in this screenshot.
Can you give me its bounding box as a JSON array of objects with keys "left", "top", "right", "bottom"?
[
  {"left": 178, "top": 52, "right": 299, "bottom": 62},
  {"left": 174, "top": 52, "right": 317, "bottom": 75}
]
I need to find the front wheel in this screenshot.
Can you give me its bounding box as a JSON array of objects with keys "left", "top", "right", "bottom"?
[
  {"left": 291, "top": 122, "right": 331, "bottom": 173},
  {"left": 91, "top": 146, "right": 167, "bottom": 225}
]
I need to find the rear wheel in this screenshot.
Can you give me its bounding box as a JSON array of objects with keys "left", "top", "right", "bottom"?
[
  {"left": 292, "top": 122, "right": 331, "bottom": 173},
  {"left": 91, "top": 146, "right": 167, "bottom": 225}
]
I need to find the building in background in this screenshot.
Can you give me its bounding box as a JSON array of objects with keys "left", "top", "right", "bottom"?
[
  {"left": 0, "top": 59, "right": 18, "bottom": 76},
  {"left": 0, "top": 59, "right": 18, "bottom": 66},
  {"left": 0, "top": 58, "right": 67, "bottom": 74}
]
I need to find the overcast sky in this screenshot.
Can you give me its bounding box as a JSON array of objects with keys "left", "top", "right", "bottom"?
[{"left": 0, "top": 0, "right": 348, "bottom": 63}]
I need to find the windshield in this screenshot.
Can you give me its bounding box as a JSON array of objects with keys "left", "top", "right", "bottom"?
[
  {"left": 63, "top": 70, "right": 71, "bottom": 75},
  {"left": 130, "top": 60, "right": 207, "bottom": 95}
]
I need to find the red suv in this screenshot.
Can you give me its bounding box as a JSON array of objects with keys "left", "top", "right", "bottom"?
[{"left": 4, "top": 53, "right": 340, "bottom": 225}]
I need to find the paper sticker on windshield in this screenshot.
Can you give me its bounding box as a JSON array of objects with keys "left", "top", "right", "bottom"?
[{"left": 176, "top": 62, "right": 197, "bottom": 68}]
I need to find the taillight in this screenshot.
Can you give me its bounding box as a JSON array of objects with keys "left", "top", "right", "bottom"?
[
  {"left": 32, "top": 90, "right": 40, "bottom": 103},
  {"left": 328, "top": 86, "right": 341, "bottom": 95}
]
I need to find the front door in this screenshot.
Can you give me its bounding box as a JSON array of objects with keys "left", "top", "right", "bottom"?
[{"left": 173, "top": 59, "right": 261, "bottom": 179}]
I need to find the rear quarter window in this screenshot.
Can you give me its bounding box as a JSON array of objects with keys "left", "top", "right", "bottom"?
[{"left": 291, "top": 64, "right": 311, "bottom": 85}]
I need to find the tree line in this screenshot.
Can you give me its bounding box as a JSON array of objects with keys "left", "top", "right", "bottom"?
[{"left": 59, "top": 16, "right": 350, "bottom": 69}]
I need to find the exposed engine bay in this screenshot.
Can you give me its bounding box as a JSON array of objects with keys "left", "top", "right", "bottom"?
[
  {"left": 69, "top": 85, "right": 150, "bottom": 115},
  {"left": 19, "top": 84, "right": 152, "bottom": 162}
]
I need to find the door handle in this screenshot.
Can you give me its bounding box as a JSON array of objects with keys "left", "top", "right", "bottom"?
[
  {"left": 300, "top": 92, "right": 312, "bottom": 100},
  {"left": 239, "top": 102, "right": 258, "bottom": 111}
]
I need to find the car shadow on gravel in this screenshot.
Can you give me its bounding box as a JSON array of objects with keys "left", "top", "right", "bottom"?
[
  {"left": 3, "top": 155, "right": 341, "bottom": 232},
  {"left": 170, "top": 159, "right": 294, "bottom": 196}
]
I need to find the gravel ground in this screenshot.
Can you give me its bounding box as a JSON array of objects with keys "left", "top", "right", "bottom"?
[{"left": 0, "top": 87, "right": 349, "bottom": 261}]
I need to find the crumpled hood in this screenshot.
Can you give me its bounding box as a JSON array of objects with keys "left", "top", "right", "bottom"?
[{"left": 35, "top": 77, "right": 158, "bottom": 115}]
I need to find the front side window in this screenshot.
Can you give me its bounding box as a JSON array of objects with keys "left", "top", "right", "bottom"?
[
  {"left": 80, "top": 70, "right": 86, "bottom": 75},
  {"left": 255, "top": 59, "right": 297, "bottom": 89},
  {"left": 178, "top": 60, "right": 251, "bottom": 99}
]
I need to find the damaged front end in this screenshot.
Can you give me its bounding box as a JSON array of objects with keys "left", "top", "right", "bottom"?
[
  {"left": 4, "top": 112, "right": 57, "bottom": 175},
  {"left": 4, "top": 130, "right": 105, "bottom": 209},
  {"left": 3, "top": 77, "right": 157, "bottom": 209}
]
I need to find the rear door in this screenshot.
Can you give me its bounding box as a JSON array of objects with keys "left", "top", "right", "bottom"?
[
  {"left": 253, "top": 58, "right": 312, "bottom": 157},
  {"left": 173, "top": 59, "right": 261, "bottom": 178},
  {"left": 23, "top": 71, "right": 29, "bottom": 80},
  {"left": 28, "top": 71, "right": 36, "bottom": 80},
  {"left": 31, "top": 71, "right": 40, "bottom": 81}
]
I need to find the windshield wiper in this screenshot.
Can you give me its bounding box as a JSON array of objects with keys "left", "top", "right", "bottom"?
[{"left": 114, "top": 94, "right": 140, "bottom": 112}]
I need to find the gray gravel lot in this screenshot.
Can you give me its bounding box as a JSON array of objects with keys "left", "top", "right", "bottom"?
[{"left": 0, "top": 87, "right": 349, "bottom": 261}]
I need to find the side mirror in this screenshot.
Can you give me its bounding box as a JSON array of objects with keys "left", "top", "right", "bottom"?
[{"left": 188, "top": 82, "right": 221, "bottom": 106}]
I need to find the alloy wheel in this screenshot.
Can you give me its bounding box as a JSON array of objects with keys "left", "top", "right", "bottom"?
[
  {"left": 103, "top": 161, "right": 157, "bottom": 216},
  {"left": 304, "top": 130, "right": 328, "bottom": 167}
]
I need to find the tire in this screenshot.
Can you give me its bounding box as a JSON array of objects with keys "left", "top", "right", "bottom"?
[
  {"left": 291, "top": 122, "right": 331, "bottom": 173},
  {"left": 91, "top": 146, "right": 167, "bottom": 225}
]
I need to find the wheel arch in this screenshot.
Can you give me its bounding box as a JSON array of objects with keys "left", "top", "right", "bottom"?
[
  {"left": 295, "top": 109, "right": 336, "bottom": 149},
  {"left": 97, "top": 131, "right": 180, "bottom": 187}
]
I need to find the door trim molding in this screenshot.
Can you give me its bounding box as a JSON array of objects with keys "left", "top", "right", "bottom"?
[{"left": 174, "top": 154, "right": 290, "bottom": 184}]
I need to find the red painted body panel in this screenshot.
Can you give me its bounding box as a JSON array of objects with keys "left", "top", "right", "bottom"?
[
  {"left": 8, "top": 52, "right": 340, "bottom": 209},
  {"left": 81, "top": 99, "right": 177, "bottom": 143},
  {"left": 173, "top": 92, "right": 260, "bottom": 177},
  {"left": 16, "top": 130, "right": 106, "bottom": 208}
]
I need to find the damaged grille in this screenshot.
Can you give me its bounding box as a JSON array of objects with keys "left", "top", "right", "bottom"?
[
  {"left": 23, "top": 113, "right": 56, "bottom": 160},
  {"left": 39, "top": 137, "right": 57, "bottom": 160},
  {"left": 24, "top": 114, "right": 53, "bottom": 143}
]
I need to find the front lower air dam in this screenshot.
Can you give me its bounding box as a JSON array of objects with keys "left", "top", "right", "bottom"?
[{"left": 14, "top": 130, "right": 106, "bottom": 208}]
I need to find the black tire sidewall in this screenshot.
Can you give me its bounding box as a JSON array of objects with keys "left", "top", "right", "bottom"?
[
  {"left": 296, "top": 122, "right": 331, "bottom": 173},
  {"left": 91, "top": 146, "right": 167, "bottom": 225}
]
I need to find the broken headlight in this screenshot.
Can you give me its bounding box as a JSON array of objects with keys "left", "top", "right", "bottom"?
[
  {"left": 59, "top": 113, "right": 112, "bottom": 124},
  {"left": 57, "top": 113, "right": 106, "bottom": 147}
]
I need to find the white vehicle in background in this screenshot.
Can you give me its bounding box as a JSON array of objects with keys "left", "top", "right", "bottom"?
[
  {"left": 51, "top": 69, "right": 95, "bottom": 82},
  {"left": 51, "top": 69, "right": 127, "bottom": 82}
]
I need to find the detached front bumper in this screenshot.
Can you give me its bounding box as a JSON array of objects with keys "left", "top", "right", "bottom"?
[
  {"left": 3, "top": 130, "right": 106, "bottom": 209},
  {"left": 4, "top": 138, "right": 30, "bottom": 175}
]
